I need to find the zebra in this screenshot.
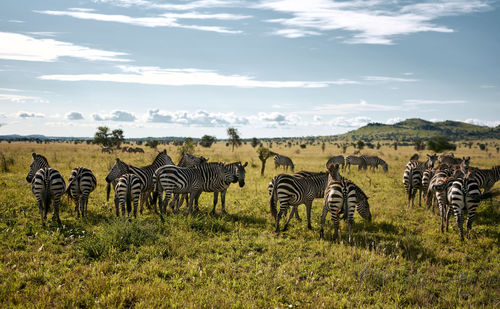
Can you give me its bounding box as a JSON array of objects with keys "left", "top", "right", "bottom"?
[
  {"left": 114, "top": 173, "right": 143, "bottom": 218},
  {"left": 403, "top": 153, "right": 438, "bottom": 207},
  {"left": 345, "top": 155, "right": 367, "bottom": 171},
  {"left": 26, "top": 153, "right": 66, "bottom": 225},
  {"left": 325, "top": 155, "right": 345, "bottom": 170},
  {"left": 410, "top": 153, "right": 419, "bottom": 161},
  {"left": 438, "top": 153, "right": 463, "bottom": 165},
  {"left": 447, "top": 174, "right": 482, "bottom": 240},
  {"left": 178, "top": 152, "right": 208, "bottom": 167},
  {"left": 320, "top": 163, "right": 365, "bottom": 243},
  {"left": 273, "top": 154, "right": 295, "bottom": 172},
  {"left": 469, "top": 166, "right": 500, "bottom": 194},
  {"left": 66, "top": 167, "right": 97, "bottom": 218},
  {"left": 270, "top": 171, "right": 329, "bottom": 233},
  {"left": 361, "top": 155, "right": 388, "bottom": 172},
  {"left": 152, "top": 165, "right": 204, "bottom": 218},
  {"left": 105, "top": 149, "right": 173, "bottom": 213},
  {"left": 101, "top": 147, "right": 112, "bottom": 153},
  {"left": 210, "top": 161, "right": 248, "bottom": 214}
]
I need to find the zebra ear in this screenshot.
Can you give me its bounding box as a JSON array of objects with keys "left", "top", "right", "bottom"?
[
  {"left": 243, "top": 162, "right": 248, "bottom": 167},
  {"left": 32, "top": 153, "right": 37, "bottom": 159}
]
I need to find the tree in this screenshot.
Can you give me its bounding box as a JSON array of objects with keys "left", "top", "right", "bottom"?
[
  {"left": 93, "top": 126, "right": 112, "bottom": 147},
  {"left": 427, "top": 136, "right": 456, "bottom": 152},
  {"left": 257, "top": 146, "right": 273, "bottom": 176},
  {"left": 414, "top": 140, "right": 426, "bottom": 151},
  {"left": 200, "top": 135, "right": 216, "bottom": 148},
  {"left": 111, "top": 129, "right": 124, "bottom": 148},
  {"left": 251, "top": 137, "right": 260, "bottom": 148},
  {"left": 356, "top": 140, "right": 365, "bottom": 150},
  {"left": 146, "top": 140, "right": 159, "bottom": 149},
  {"left": 227, "top": 128, "right": 242, "bottom": 151},
  {"left": 179, "top": 137, "right": 195, "bottom": 155},
  {"left": 321, "top": 142, "right": 326, "bottom": 152}
]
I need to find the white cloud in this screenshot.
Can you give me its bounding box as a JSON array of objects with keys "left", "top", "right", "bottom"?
[
  {"left": 0, "top": 32, "right": 129, "bottom": 62},
  {"left": 0, "top": 93, "right": 48, "bottom": 103},
  {"left": 0, "top": 88, "right": 21, "bottom": 92},
  {"left": 328, "top": 116, "right": 372, "bottom": 128},
  {"left": 39, "top": 65, "right": 359, "bottom": 88},
  {"left": 363, "top": 76, "right": 418, "bottom": 82},
  {"left": 93, "top": 110, "right": 136, "bottom": 122},
  {"left": 148, "top": 109, "right": 248, "bottom": 126},
  {"left": 17, "top": 111, "right": 45, "bottom": 119},
  {"left": 403, "top": 72, "right": 414, "bottom": 76},
  {"left": 386, "top": 117, "right": 402, "bottom": 125},
  {"left": 257, "top": 0, "right": 491, "bottom": 44},
  {"left": 403, "top": 99, "right": 466, "bottom": 106},
  {"left": 273, "top": 28, "right": 321, "bottom": 38},
  {"left": 8, "top": 20, "right": 24, "bottom": 23},
  {"left": 68, "top": 8, "right": 96, "bottom": 12},
  {"left": 313, "top": 115, "right": 322, "bottom": 121},
  {"left": 311, "top": 100, "right": 400, "bottom": 115},
  {"left": 480, "top": 85, "right": 496, "bottom": 89},
  {"left": 464, "top": 119, "right": 500, "bottom": 127},
  {"left": 253, "top": 112, "right": 301, "bottom": 126},
  {"left": 66, "top": 111, "right": 85, "bottom": 120},
  {"left": 92, "top": 0, "right": 239, "bottom": 11},
  {"left": 26, "top": 32, "right": 60, "bottom": 37},
  {"left": 35, "top": 10, "right": 245, "bottom": 34}
]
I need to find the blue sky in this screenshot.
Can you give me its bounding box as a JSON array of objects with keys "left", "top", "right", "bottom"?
[{"left": 0, "top": 0, "right": 499, "bottom": 138}]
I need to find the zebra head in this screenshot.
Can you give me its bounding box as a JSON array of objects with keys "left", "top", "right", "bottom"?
[
  {"left": 381, "top": 160, "right": 389, "bottom": 173},
  {"left": 460, "top": 156, "right": 471, "bottom": 175},
  {"left": 357, "top": 197, "right": 371, "bottom": 222},
  {"left": 220, "top": 163, "right": 238, "bottom": 185},
  {"left": 105, "top": 158, "right": 130, "bottom": 183},
  {"left": 234, "top": 161, "right": 248, "bottom": 187},
  {"left": 326, "top": 163, "right": 342, "bottom": 181},
  {"left": 426, "top": 153, "right": 438, "bottom": 168},
  {"left": 26, "top": 153, "right": 49, "bottom": 183}
]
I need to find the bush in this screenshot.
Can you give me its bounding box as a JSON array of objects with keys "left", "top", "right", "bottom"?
[
  {"left": 200, "top": 135, "right": 216, "bottom": 148},
  {"left": 427, "top": 136, "right": 456, "bottom": 152}
]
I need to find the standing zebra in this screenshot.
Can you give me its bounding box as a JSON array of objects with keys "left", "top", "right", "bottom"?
[
  {"left": 211, "top": 161, "right": 247, "bottom": 214},
  {"left": 274, "top": 154, "right": 295, "bottom": 172},
  {"left": 403, "top": 154, "right": 438, "bottom": 207},
  {"left": 447, "top": 174, "right": 482, "bottom": 240},
  {"left": 153, "top": 165, "right": 204, "bottom": 217},
  {"left": 105, "top": 149, "right": 173, "bottom": 213},
  {"left": 438, "top": 153, "right": 462, "bottom": 165},
  {"left": 115, "top": 173, "right": 143, "bottom": 218},
  {"left": 26, "top": 153, "right": 66, "bottom": 225},
  {"left": 320, "top": 164, "right": 368, "bottom": 243},
  {"left": 345, "top": 155, "right": 367, "bottom": 171},
  {"left": 325, "top": 155, "right": 345, "bottom": 170},
  {"left": 361, "top": 155, "right": 388, "bottom": 173},
  {"left": 178, "top": 152, "right": 208, "bottom": 167},
  {"left": 427, "top": 164, "right": 456, "bottom": 232},
  {"left": 66, "top": 167, "right": 97, "bottom": 218},
  {"left": 469, "top": 166, "right": 500, "bottom": 194},
  {"left": 270, "top": 171, "right": 329, "bottom": 233}
]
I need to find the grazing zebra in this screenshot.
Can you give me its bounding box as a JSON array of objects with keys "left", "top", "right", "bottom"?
[
  {"left": 26, "top": 153, "right": 66, "bottom": 225},
  {"left": 66, "top": 167, "right": 97, "bottom": 218},
  {"left": 469, "top": 166, "right": 500, "bottom": 194},
  {"left": 325, "top": 155, "right": 345, "bottom": 170},
  {"left": 403, "top": 154, "right": 438, "bottom": 207},
  {"left": 274, "top": 154, "right": 295, "bottom": 172},
  {"left": 320, "top": 164, "right": 362, "bottom": 243},
  {"left": 270, "top": 171, "right": 329, "bottom": 233},
  {"left": 361, "top": 155, "right": 388, "bottom": 172},
  {"left": 447, "top": 174, "right": 482, "bottom": 240},
  {"left": 345, "top": 155, "right": 367, "bottom": 171},
  {"left": 438, "top": 153, "right": 462, "bottom": 165},
  {"left": 153, "top": 165, "right": 204, "bottom": 218},
  {"left": 105, "top": 149, "right": 173, "bottom": 213},
  {"left": 101, "top": 147, "right": 112, "bottom": 153},
  {"left": 114, "top": 173, "right": 143, "bottom": 218}
]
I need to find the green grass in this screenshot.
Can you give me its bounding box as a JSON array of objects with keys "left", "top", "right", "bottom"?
[{"left": 0, "top": 141, "right": 499, "bottom": 307}]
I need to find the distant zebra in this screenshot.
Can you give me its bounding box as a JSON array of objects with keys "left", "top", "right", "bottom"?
[
  {"left": 115, "top": 174, "right": 143, "bottom": 218},
  {"left": 320, "top": 163, "right": 370, "bottom": 243},
  {"left": 105, "top": 149, "right": 173, "bottom": 213},
  {"left": 270, "top": 171, "right": 329, "bottom": 233},
  {"left": 469, "top": 166, "right": 500, "bottom": 194},
  {"left": 447, "top": 175, "right": 482, "bottom": 240},
  {"left": 66, "top": 167, "right": 97, "bottom": 218},
  {"left": 274, "top": 154, "right": 295, "bottom": 172},
  {"left": 153, "top": 165, "right": 204, "bottom": 218},
  {"left": 345, "top": 155, "right": 367, "bottom": 171},
  {"left": 325, "top": 155, "right": 345, "bottom": 170},
  {"left": 26, "top": 153, "right": 66, "bottom": 225},
  {"left": 361, "top": 155, "right": 388, "bottom": 172},
  {"left": 101, "top": 147, "right": 112, "bottom": 153},
  {"left": 403, "top": 154, "right": 438, "bottom": 207}
]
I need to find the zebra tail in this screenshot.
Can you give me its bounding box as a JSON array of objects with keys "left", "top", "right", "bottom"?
[
  {"left": 44, "top": 177, "right": 51, "bottom": 214},
  {"left": 152, "top": 174, "right": 160, "bottom": 209},
  {"left": 270, "top": 180, "right": 278, "bottom": 219},
  {"left": 106, "top": 182, "right": 111, "bottom": 201},
  {"left": 126, "top": 183, "right": 132, "bottom": 214}
]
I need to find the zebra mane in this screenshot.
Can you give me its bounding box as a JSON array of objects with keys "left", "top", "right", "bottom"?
[
  {"left": 152, "top": 149, "right": 170, "bottom": 165},
  {"left": 32, "top": 153, "right": 49, "bottom": 166}
]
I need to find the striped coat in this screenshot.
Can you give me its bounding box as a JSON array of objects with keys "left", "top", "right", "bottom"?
[
  {"left": 325, "top": 155, "right": 345, "bottom": 170},
  {"left": 447, "top": 175, "right": 482, "bottom": 240},
  {"left": 361, "top": 155, "right": 388, "bottom": 172},
  {"left": 66, "top": 167, "right": 97, "bottom": 218},
  {"left": 403, "top": 154, "right": 438, "bottom": 207},
  {"left": 274, "top": 154, "right": 295, "bottom": 172},
  {"left": 345, "top": 155, "right": 367, "bottom": 171},
  {"left": 469, "top": 166, "right": 500, "bottom": 194},
  {"left": 115, "top": 173, "right": 143, "bottom": 218}
]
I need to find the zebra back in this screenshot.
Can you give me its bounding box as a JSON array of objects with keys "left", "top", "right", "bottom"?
[
  {"left": 274, "top": 154, "right": 294, "bottom": 172},
  {"left": 66, "top": 167, "right": 97, "bottom": 199}
]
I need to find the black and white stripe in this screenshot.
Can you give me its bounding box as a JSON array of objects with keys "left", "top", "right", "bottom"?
[
  {"left": 403, "top": 154, "right": 438, "bottom": 207},
  {"left": 325, "top": 155, "right": 345, "bottom": 170},
  {"left": 115, "top": 173, "right": 143, "bottom": 218},
  {"left": 438, "top": 153, "right": 462, "bottom": 165},
  {"left": 345, "top": 155, "right": 367, "bottom": 171},
  {"left": 427, "top": 165, "right": 455, "bottom": 232},
  {"left": 447, "top": 175, "right": 482, "bottom": 240},
  {"left": 360, "top": 155, "right": 388, "bottom": 172},
  {"left": 26, "top": 153, "right": 66, "bottom": 225},
  {"left": 178, "top": 152, "right": 208, "bottom": 167},
  {"left": 210, "top": 161, "right": 247, "bottom": 214},
  {"left": 469, "top": 166, "right": 500, "bottom": 194},
  {"left": 273, "top": 154, "right": 295, "bottom": 172},
  {"left": 66, "top": 167, "right": 97, "bottom": 218}
]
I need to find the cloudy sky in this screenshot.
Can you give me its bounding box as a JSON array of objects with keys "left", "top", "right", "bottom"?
[{"left": 1, "top": 0, "right": 499, "bottom": 138}]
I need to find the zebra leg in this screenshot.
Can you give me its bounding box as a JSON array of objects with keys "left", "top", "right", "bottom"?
[
  {"left": 282, "top": 205, "right": 296, "bottom": 231},
  {"left": 466, "top": 200, "right": 479, "bottom": 239},
  {"left": 52, "top": 195, "right": 62, "bottom": 226},
  {"left": 306, "top": 201, "right": 313, "bottom": 230},
  {"left": 133, "top": 194, "right": 139, "bottom": 218},
  {"left": 115, "top": 196, "right": 120, "bottom": 217},
  {"left": 221, "top": 191, "right": 227, "bottom": 214},
  {"left": 332, "top": 210, "right": 340, "bottom": 242},
  {"left": 453, "top": 207, "right": 464, "bottom": 241},
  {"left": 211, "top": 192, "right": 218, "bottom": 214},
  {"left": 161, "top": 191, "right": 171, "bottom": 215},
  {"left": 121, "top": 196, "right": 126, "bottom": 218},
  {"left": 275, "top": 204, "right": 287, "bottom": 234},
  {"left": 320, "top": 204, "right": 328, "bottom": 239},
  {"left": 74, "top": 196, "right": 80, "bottom": 218}
]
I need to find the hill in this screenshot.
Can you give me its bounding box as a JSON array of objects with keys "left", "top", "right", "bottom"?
[{"left": 335, "top": 118, "right": 500, "bottom": 141}]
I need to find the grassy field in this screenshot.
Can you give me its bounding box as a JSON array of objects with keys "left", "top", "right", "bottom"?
[{"left": 0, "top": 141, "right": 499, "bottom": 308}]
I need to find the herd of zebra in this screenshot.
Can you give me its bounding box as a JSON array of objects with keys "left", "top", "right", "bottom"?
[
  {"left": 403, "top": 153, "right": 500, "bottom": 240},
  {"left": 25, "top": 149, "right": 498, "bottom": 241}
]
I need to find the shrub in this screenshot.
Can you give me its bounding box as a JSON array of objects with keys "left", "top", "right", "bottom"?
[{"left": 427, "top": 136, "right": 456, "bottom": 152}]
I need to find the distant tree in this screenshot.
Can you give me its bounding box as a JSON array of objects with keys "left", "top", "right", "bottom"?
[
  {"left": 393, "top": 142, "right": 398, "bottom": 150},
  {"left": 342, "top": 143, "right": 348, "bottom": 153},
  {"left": 357, "top": 140, "right": 365, "bottom": 150},
  {"left": 300, "top": 144, "right": 306, "bottom": 149},
  {"left": 478, "top": 143, "right": 487, "bottom": 151},
  {"left": 414, "top": 140, "right": 426, "bottom": 151},
  {"left": 93, "top": 126, "right": 111, "bottom": 147},
  {"left": 257, "top": 146, "right": 272, "bottom": 176},
  {"left": 427, "top": 136, "right": 456, "bottom": 152},
  {"left": 146, "top": 140, "right": 159, "bottom": 149},
  {"left": 251, "top": 137, "right": 260, "bottom": 148},
  {"left": 227, "top": 128, "right": 242, "bottom": 151},
  {"left": 179, "top": 137, "right": 196, "bottom": 154},
  {"left": 200, "top": 135, "right": 216, "bottom": 148},
  {"left": 111, "top": 129, "right": 125, "bottom": 148},
  {"left": 321, "top": 142, "right": 326, "bottom": 152}
]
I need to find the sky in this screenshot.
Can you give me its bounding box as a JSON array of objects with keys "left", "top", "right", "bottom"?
[{"left": 0, "top": 0, "right": 499, "bottom": 138}]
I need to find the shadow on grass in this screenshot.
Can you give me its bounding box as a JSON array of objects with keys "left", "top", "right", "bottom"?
[{"left": 221, "top": 212, "right": 267, "bottom": 227}]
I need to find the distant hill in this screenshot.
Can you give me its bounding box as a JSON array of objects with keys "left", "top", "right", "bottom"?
[{"left": 334, "top": 118, "right": 500, "bottom": 141}]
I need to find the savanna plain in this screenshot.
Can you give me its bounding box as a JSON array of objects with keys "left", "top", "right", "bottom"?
[{"left": 0, "top": 141, "right": 499, "bottom": 308}]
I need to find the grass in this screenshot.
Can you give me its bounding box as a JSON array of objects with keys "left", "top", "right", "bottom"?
[{"left": 0, "top": 141, "right": 499, "bottom": 307}]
